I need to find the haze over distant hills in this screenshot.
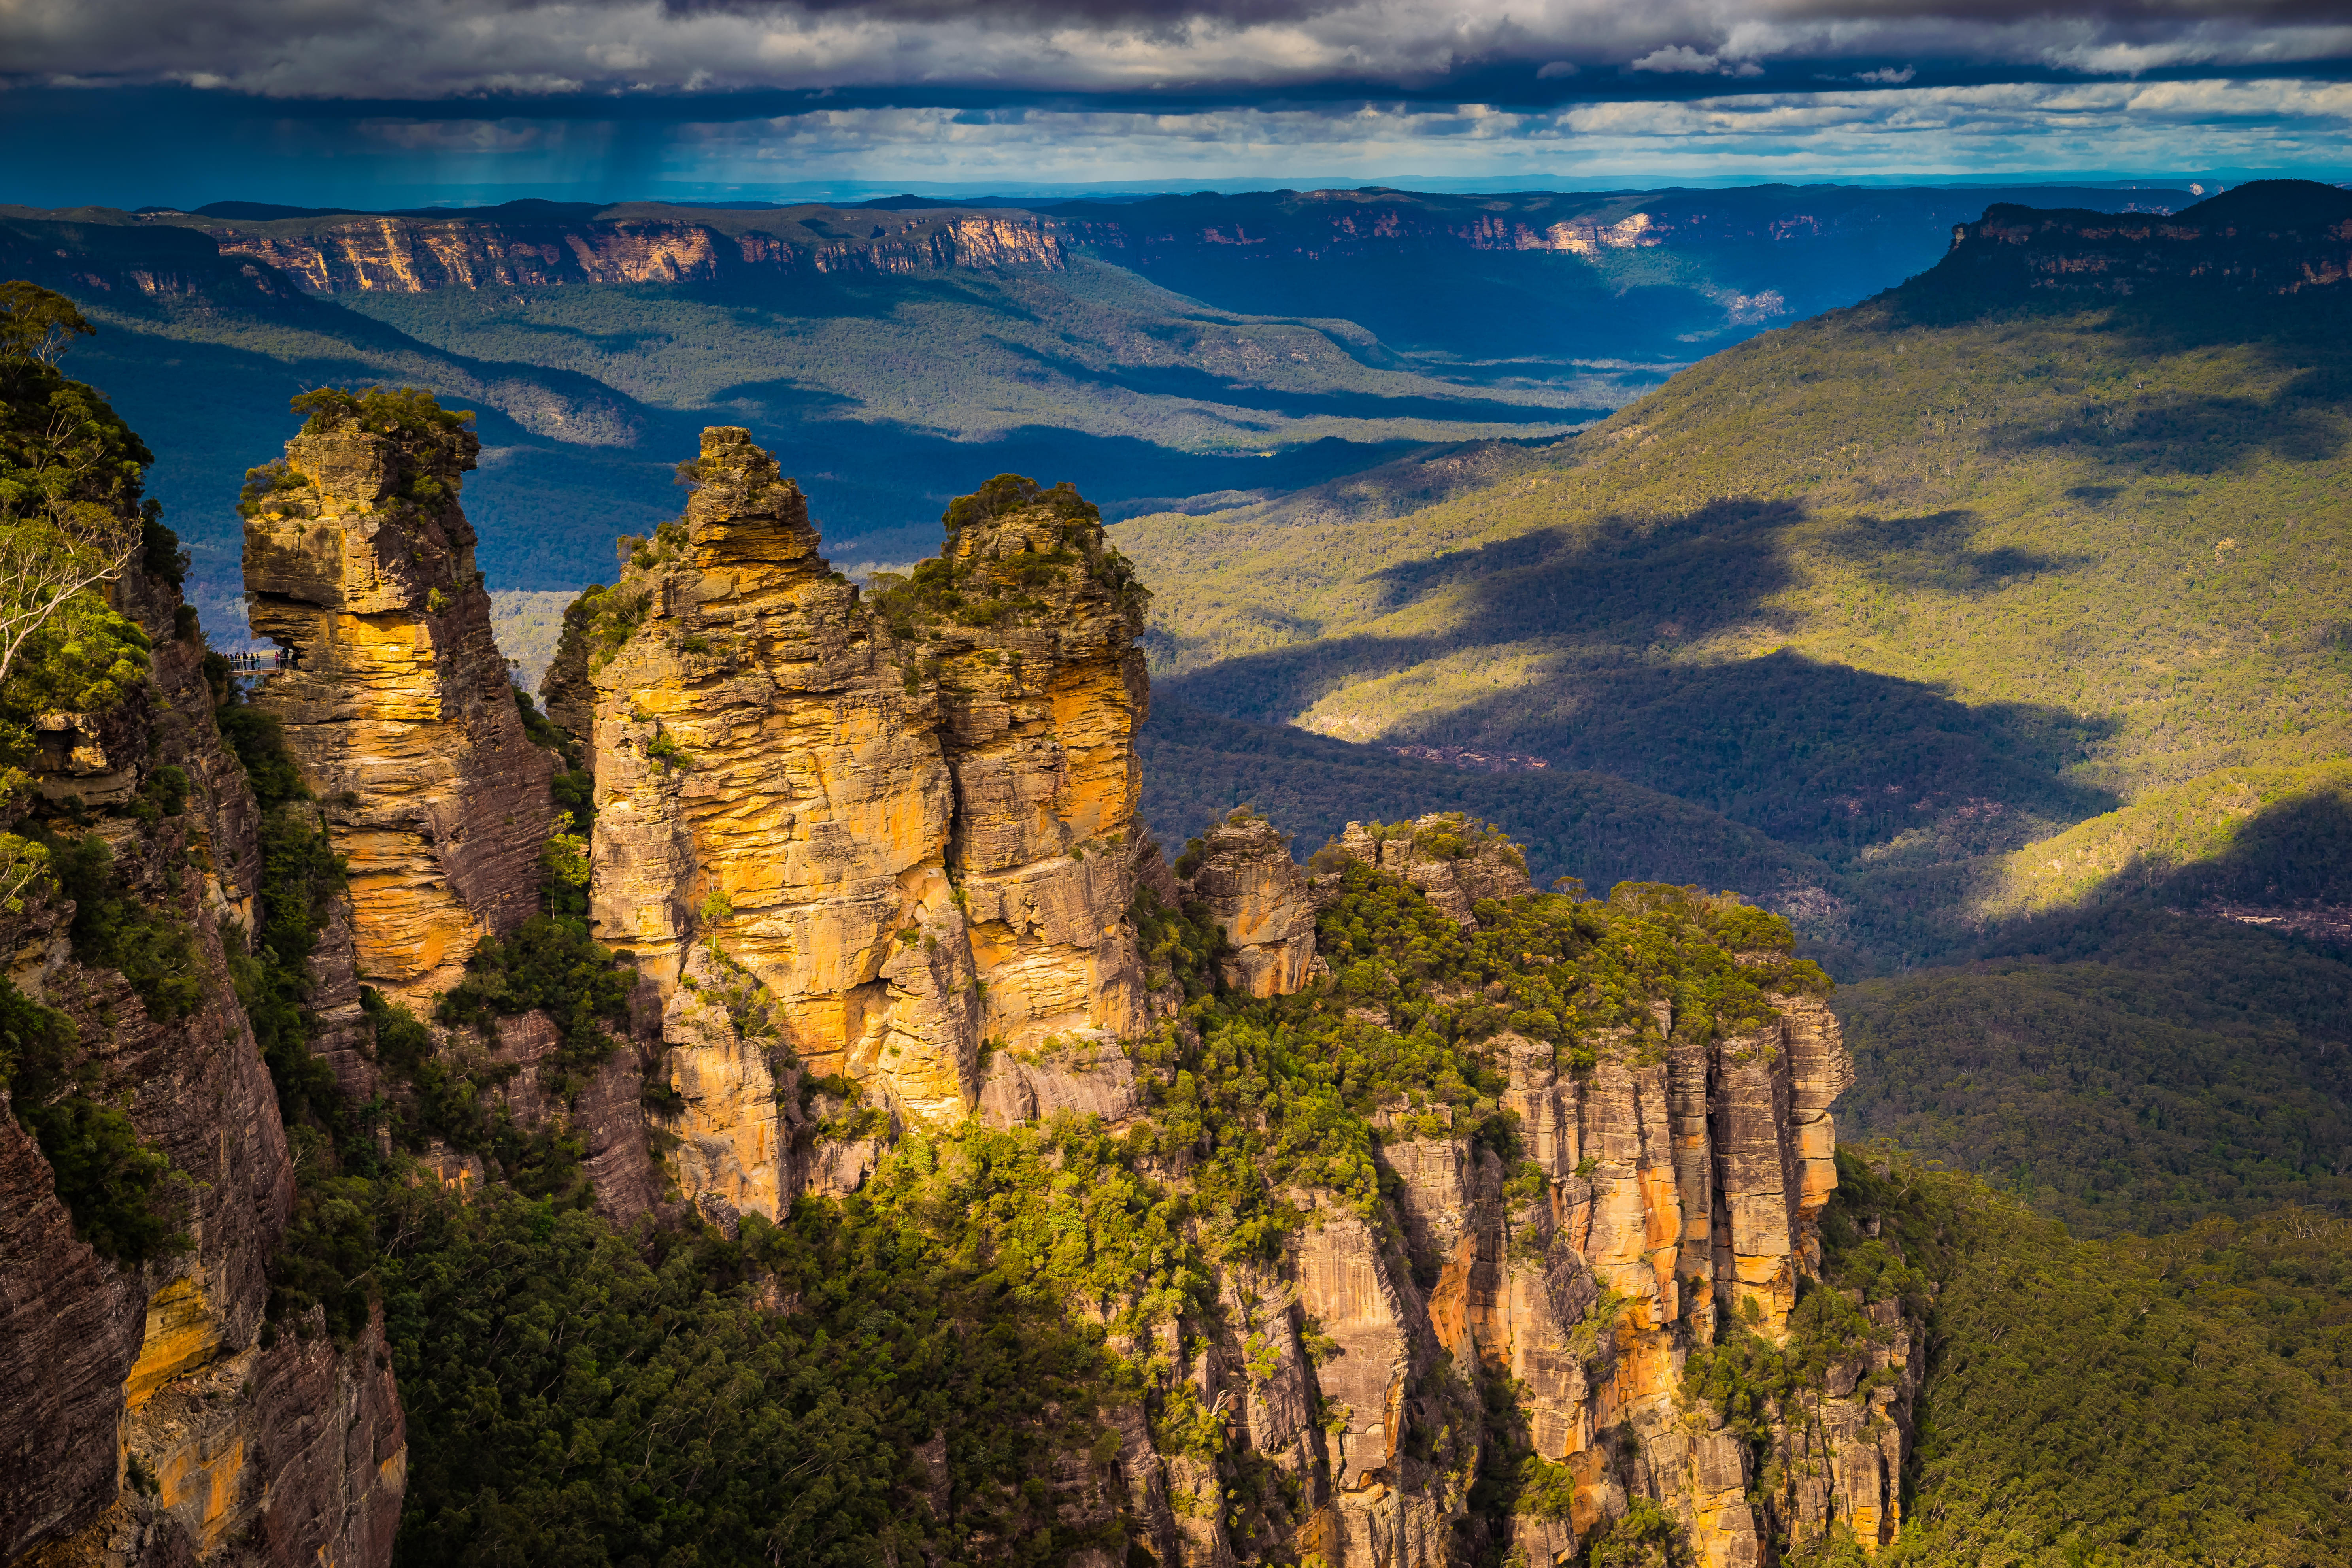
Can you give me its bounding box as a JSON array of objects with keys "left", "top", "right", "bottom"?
[{"left": 3, "top": 182, "right": 2187, "bottom": 645}]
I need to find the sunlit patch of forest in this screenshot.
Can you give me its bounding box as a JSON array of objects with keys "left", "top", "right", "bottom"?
[{"left": 1119, "top": 250, "right": 2352, "bottom": 944}]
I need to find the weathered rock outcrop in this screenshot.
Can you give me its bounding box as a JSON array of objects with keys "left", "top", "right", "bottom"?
[
  {"left": 923, "top": 476, "right": 1154, "bottom": 1055},
  {"left": 1133, "top": 840, "right": 1901, "bottom": 1568},
  {"left": 1336, "top": 813, "right": 1536, "bottom": 925},
  {"left": 1183, "top": 812, "right": 1320, "bottom": 998},
  {"left": 574, "top": 434, "right": 1151, "bottom": 1200},
  {"left": 580, "top": 429, "right": 967, "bottom": 1139},
  {"left": 243, "top": 400, "right": 554, "bottom": 1013},
  {"left": 1, "top": 552, "right": 405, "bottom": 1566}
]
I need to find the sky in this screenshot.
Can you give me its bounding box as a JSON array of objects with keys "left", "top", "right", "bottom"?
[{"left": 4, "top": 0, "right": 2350, "bottom": 207}]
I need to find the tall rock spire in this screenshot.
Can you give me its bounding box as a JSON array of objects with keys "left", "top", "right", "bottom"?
[
  {"left": 563, "top": 431, "right": 1154, "bottom": 1210},
  {"left": 242, "top": 389, "right": 554, "bottom": 1009}
]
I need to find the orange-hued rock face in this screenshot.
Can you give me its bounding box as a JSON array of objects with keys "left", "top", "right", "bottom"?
[
  {"left": 203, "top": 210, "right": 1065, "bottom": 294},
  {"left": 1176, "top": 834, "right": 1893, "bottom": 1568},
  {"left": 577, "top": 435, "right": 1150, "bottom": 1148},
  {"left": 244, "top": 410, "right": 555, "bottom": 1009},
  {"left": 923, "top": 478, "right": 1153, "bottom": 1054},
  {"left": 1185, "top": 813, "right": 1321, "bottom": 998},
  {"left": 582, "top": 429, "right": 962, "bottom": 1130}
]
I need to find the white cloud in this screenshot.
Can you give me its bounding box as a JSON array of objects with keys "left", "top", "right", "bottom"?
[
  {"left": 375, "top": 76, "right": 2333, "bottom": 188},
  {"left": 1631, "top": 45, "right": 1728, "bottom": 74}
]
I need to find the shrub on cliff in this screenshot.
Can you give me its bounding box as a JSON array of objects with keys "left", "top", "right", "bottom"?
[
  {"left": 437, "top": 914, "right": 636, "bottom": 1085},
  {"left": 0, "top": 974, "right": 183, "bottom": 1262}
]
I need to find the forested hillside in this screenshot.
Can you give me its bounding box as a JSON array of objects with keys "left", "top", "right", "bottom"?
[{"left": 1119, "top": 181, "right": 2352, "bottom": 1229}]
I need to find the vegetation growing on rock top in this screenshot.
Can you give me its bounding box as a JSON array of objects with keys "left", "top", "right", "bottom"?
[
  {"left": 866, "top": 471, "right": 1150, "bottom": 641},
  {"left": 1134, "top": 863, "right": 1826, "bottom": 1259},
  {"left": 239, "top": 385, "right": 479, "bottom": 535},
  {"left": 288, "top": 383, "right": 476, "bottom": 441}
]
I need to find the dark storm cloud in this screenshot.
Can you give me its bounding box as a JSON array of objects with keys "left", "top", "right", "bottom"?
[
  {"left": 2, "top": 0, "right": 2347, "bottom": 102},
  {"left": 0, "top": 0, "right": 2346, "bottom": 208}
]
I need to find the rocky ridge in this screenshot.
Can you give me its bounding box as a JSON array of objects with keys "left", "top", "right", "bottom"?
[
  {"left": 8, "top": 390, "right": 1910, "bottom": 1566},
  {"left": 1104, "top": 816, "right": 1900, "bottom": 1568},
  {"left": 2, "top": 539, "right": 405, "bottom": 1566},
  {"left": 541, "top": 427, "right": 1914, "bottom": 1563},
  {"left": 1931, "top": 179, "right": 2352, "bottom": 302},
  {"left": 148, "top": 207, "right": 1065, "bottom": 294}
]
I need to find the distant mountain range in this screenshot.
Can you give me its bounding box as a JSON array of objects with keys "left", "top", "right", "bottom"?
[{"left": 2, "top": 182, "right": 2188, "bottom": 641}]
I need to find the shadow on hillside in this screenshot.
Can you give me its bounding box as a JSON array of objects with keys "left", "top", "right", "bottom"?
[
  {"left": 710, "top": 269, "right": 1037, "bottom": 324},
  {"left": 1164, "top": 643, "right": 2116, "bottom": 861},
  {"left": 1820, "top": 509, "right": 2084, "bottom": 593},
  {"left": 1161, "top": 494, "right": 2117, "bottom": 858},
  {"left": 1361, "top": 497, "right": 1803, "bottom": 623},
  {"left": 1136, "top": 700, "right": 1829, "bottom": 906},
  {"left": 1412, "top": 650, "right": 2118, "bottom": 854},
  {"left": 1873, "top": 272, "right": 2352, "bottom": 473},
  {"left": 1991, "top": 382, "right": 2347, "bottom": 474},
  {"left": 2015, "top": 786, "right": 2352, "bottom": 951},
  {"left": 697, "top": 375, "right": 867, "bottom": 424}
]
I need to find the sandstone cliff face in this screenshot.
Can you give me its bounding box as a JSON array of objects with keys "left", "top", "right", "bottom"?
[
  {"left": 576, "top": 433, "right": 1151, "bottom": 1199},
  {"left": 1181, "top": 813, "right": 1320, "bottom": 998},
  {"left": 580, "top": 428, "right": 964, "bottom": 1144},
  {"left": 1127, "top": 841, "right": 1900, "bottom": 1568},
  {"left": 243, "top": 404, "right": 554, "bottom": 1014},
  {"left": 0, "top": 555, "right": 404, "bottom": 1567},
  {"left": 1935, "top": 181, "right": 2352, "bottom": 300},
  {"left": 185, "top": 209, "right": 1064, "bottom": 295},
  {"left": 919, "top": 474, "right": 1153, "bottom": 1057}
]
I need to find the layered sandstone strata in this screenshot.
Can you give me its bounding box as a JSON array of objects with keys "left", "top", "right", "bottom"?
[
  {"left": 920, "top": 472, "right": 1153, "bottom": 1054},
  {"left": 179, "top": 208, "right": 1065, "bottom": 295},
  {"left": 0, "top": 554, "right": 405, "bottom": 1567},
  {"left": 574, "top": 431, "right": 1151, "bottom": 1178},
  {"left": 243, "top": 402, "right": 554, "bottom": 1012},
  {"left": 1138, "top": 836, "right": 1896, "bottom": 1568},
  {"left": 1184, "top": 811, "right": 1321, "bottom": 997}
]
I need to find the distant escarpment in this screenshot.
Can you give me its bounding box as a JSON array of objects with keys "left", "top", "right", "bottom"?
[
  {"left": 154, "top": 205, "right": 1064, "bottom": 294},
  {"left": 2, "top": 365, "right": 402, "bottom": 1563},
  {"left": 1924, "top": 178, "right": 2352, "bottom": 304}
]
